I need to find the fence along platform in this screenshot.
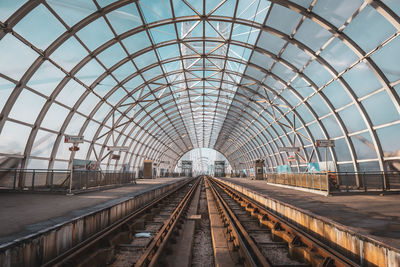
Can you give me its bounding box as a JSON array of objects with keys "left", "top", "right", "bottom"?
[
  {"left": 0, "top": 169, "right": 136, "bottom": 193},
  {"left": 264, "top": 171, "right": 400, "bottom": 193}
]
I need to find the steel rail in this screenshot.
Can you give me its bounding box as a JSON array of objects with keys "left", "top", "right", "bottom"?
[
  {"left": 135, "top": 177, "right": 202, "bottom": 267},
  {"left": 206, "top": 177, "right": 271, "bottom": 267},
  {"left": 41, "top": 178, "right": 195, "bottom": 267},
  {"left": 211, "top": 178, "right": 359, "bottom": 267}
]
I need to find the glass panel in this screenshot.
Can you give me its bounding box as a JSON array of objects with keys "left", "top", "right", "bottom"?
[
  {"left": 9, "top": 90, "right": 46, "bottom": 124},
  {"left": 237, "top": 0, "right": 270, "bottom": 24},
  {"left": 27, "top": 159, "right": 49, "bottom": 169},
  {"left": 382, "top": 0, "right": 400, "bottom": 16},
  {"left": 376, "top": 124, "right": 400, "bottom": 155},
  {"left": 56, "top": 79, "right": 87, "bottom": 107},
  {"left": 307, "top": 122, "right": 325, "bottom": 140},
  {"left": 31, "top": 130, "right": 57, "bottom": 158},
  {"left": 75, "top": 58, "right": 104, "bottom": 86},
  {"left": 320, "top": 38, "right": 358, "bottom": 73},
  {"left": 106, "top": 3, "right": 142, "bottom": 34},
  {"left": 371, "top": 35, "right": 400, "bottom": 83},
  {"left": 338, "top": 104, "right": 366, "bottom": 133},
  {"left": 139, "top": 0, "right": 172, "bottom": 23},
  {"left": 41, "top": 103, "right": 70, "bottom": 131},
  {"left": 295, "top": 104, "right": 314, "bottom": 123},
  {"left": 307, "top": 93, "right": 330, "bottom": 116},
  {"left": 97, "top": 43, "right": 127, "bottom": 68},
  {"left": 150, "top": 24, "right": 177, "bottom": 44},
  {"left": 342, "top": 61, "right": 382, "bottom": 98},
  {"left": 47, "top": 0, "right": 97, "bottom": 26},
  {"left": 322, "top": 81, "right": 351, "bottom": 109},
  {"left": 334, "top": 137, "right": 352, "bottom": 162},
  {"left": 95, "top": 76, "right": 117, "bottom": 97},
  {"left": 250, "top": 51, "right": 274, "bottom": 70},
  {"left": 0, "top": 120, "right": 31, "bottom": 154},
  {"left": 14, "top": 4, "right": 65, "bottom": 49},
  {"left": 0, "top": 0, "right": 27, "bottom": 21},
  {"left": 289, "top": 0, "right": 313, "bottom": 8},
  {"left": 358, "top": 161, "right": 380, "bottom": 172},
  {"left": 351, "top": 132, "right": 377, "bottom": 160},
  {"left": 266, "top": 4, "right": 302, "bottom": 35},
  {"left": 281, "top": 43, "right": 311, "bottom": 70},
  {"left": 271, "top": 62, "right": 296, "bottom": 82},
  {"left": 122, "top": 32, "right": 152, "bottom": 54},
  {"left": 344, "top": 5, "right": 396, "bottom": 52},
  {"left": 76, "top": 18, "right": 114, "bottom": 51},
  {"left": 27, "top": 61, "right": 65, "bottom": 96},
  {"left": 337, "top": 163, "right": 354, "bottom": 172},
  {"left": 362, "top": 90, "right": 399, "bottom": 125},
  {"left": 77, "top": 93, "right": 101, "bottom": 115},
  {"left": 0, "top": 77, "right": 15, "bottom": 111},
  {"left": 292, "top": 77, "right": 313, "bottom": 98},
  {"left": 313, "top": 0, "right": 363, "bottom": 28},
  {"left": 303, "top": 59, "right": 333, "bottom": 87},
  {"left": 65, "top": 112, "right": 86, "bottom": 135},
  {"left": 231, "top": 24, "right": 259, "bottom": 44},
  {"left": 257, "top": 31, "right": 286, "bottom": 54},
  {"left": 321, "top": 115, "right": 343, "bottom": 138},
  {"left": 50, "top": 36, "right": 88, "bottom": 72},
  {"left": 134, "top": 50, "right": 159, "bottom": 70},
  {"left": 0, "top": 34, "right": 38, "bottom": 80},
  {"left": 294, "top": 18, "right": 332, "bottom": 52}
]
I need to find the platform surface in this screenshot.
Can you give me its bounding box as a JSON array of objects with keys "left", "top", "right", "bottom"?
[
  {"left": 219, "top": 177, "right": 400, "bottom": 249},
  {"left": 0, "top": 177, "right": 187, "bottom": 245}
]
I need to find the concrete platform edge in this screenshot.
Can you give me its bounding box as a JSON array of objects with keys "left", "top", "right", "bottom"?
[{"left": 215, "top": 178, "right": 400, "bottom": 267}]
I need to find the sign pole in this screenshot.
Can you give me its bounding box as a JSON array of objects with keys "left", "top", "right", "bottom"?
[
  {"left": 325, "top": 146, "right": 330, "bottom": 195},
  {"left": 68, "top": 143, "right": 76, "bottom": 195},
  {"left": 64, "top": 135, "right": 83, "bottom": 196}
]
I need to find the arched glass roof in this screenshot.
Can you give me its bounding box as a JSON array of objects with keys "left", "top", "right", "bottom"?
[{"left": 0, "top": 0, "right": 400, "bottom": 173}]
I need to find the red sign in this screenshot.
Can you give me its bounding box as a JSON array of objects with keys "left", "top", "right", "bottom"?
[
  {"left": 111, "top": 154, "right": 120, "bottom": 160},
  {"left": 287, "top": 156, "right": 296, "bottom": 162},
  {"left": 69, "top": 146, "right": 80, "bottom": 151}
]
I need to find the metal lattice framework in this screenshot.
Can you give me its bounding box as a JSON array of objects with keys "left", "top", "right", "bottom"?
[{"left": 0, "top": 0, "right": 400, "bottom": 174}]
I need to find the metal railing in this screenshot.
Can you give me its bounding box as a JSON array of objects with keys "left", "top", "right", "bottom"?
[
  {"left": 0, "top": 169, "right": 136, "bottom": 192},
  {"left": 265, "top": 171, "right": 400, "bottom": 193}
]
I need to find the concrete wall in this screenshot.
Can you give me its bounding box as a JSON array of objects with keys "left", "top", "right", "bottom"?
[
  {"left": 0, "top": 178, "right": 189, "bottom": 267},
  {"left": 215, "top": 178, "right": 400, "bottom": 267}
]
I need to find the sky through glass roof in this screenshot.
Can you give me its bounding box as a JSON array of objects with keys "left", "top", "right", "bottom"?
[{"left": 0, "top": 0, "right": 400, "bottom": 174}]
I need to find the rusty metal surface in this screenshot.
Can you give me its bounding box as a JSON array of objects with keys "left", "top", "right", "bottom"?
[{"left": 215, "top": 178, "right": 400, "bottom": 267}]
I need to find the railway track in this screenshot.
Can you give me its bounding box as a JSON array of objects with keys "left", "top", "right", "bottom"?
[
  {"left": 206, "top": 177, "right": 358, "bottom": 267},
  {"left": 44, "top": 177, "right": 202, "bottom": 267},
  {"left": 42, "top": 175, "right": 358, "bottom": 267}
]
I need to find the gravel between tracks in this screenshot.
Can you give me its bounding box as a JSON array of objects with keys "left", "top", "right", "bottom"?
[{"left": 191, "top": 181, "right": 214, "bottom": 267}]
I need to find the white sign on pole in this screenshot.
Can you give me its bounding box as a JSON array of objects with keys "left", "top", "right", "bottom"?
[
  {"left": 315, "top": 140, "right": 335, "bottom": 147},
  {"left": 278, "top": 147, "right": 300, "bottom": 153},
  {"left": 64, "top": 135, "right": 84, "bottom": 143},
  {"left": 108, "top": 146, "right": 129, "bottom": 152}
]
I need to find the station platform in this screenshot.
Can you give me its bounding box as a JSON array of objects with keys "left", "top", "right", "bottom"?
[
  {"left": 0, "top": 177, "right": 188, "bottom": 246},
  {"left": 218, "top": 177, "right": 400, "bottom": 250}
]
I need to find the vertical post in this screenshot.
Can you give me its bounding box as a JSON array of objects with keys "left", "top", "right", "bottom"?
[
  {"left": 325, "top": 147, "right": 330, "bottom": 195},
  {"left": 85, "top": 171, "right": 89, "bottom": 189},
  {"left": 50, "top": 170, "right": 54, "bottom": 191},
  {"left": 68, "top": 145, "right": 76, "bottom": 195},
  {"left": 13, "top": 169, "right": 17, "bottom": 190},
  {"left": 382, "top": 171, "right": 388, "bottom": 191},
  {"left": 32, "top": 170, "right": 35, "bottom": 190},
  {"left": 363, "top": 172, "right": 367, "bottom": 192}
]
